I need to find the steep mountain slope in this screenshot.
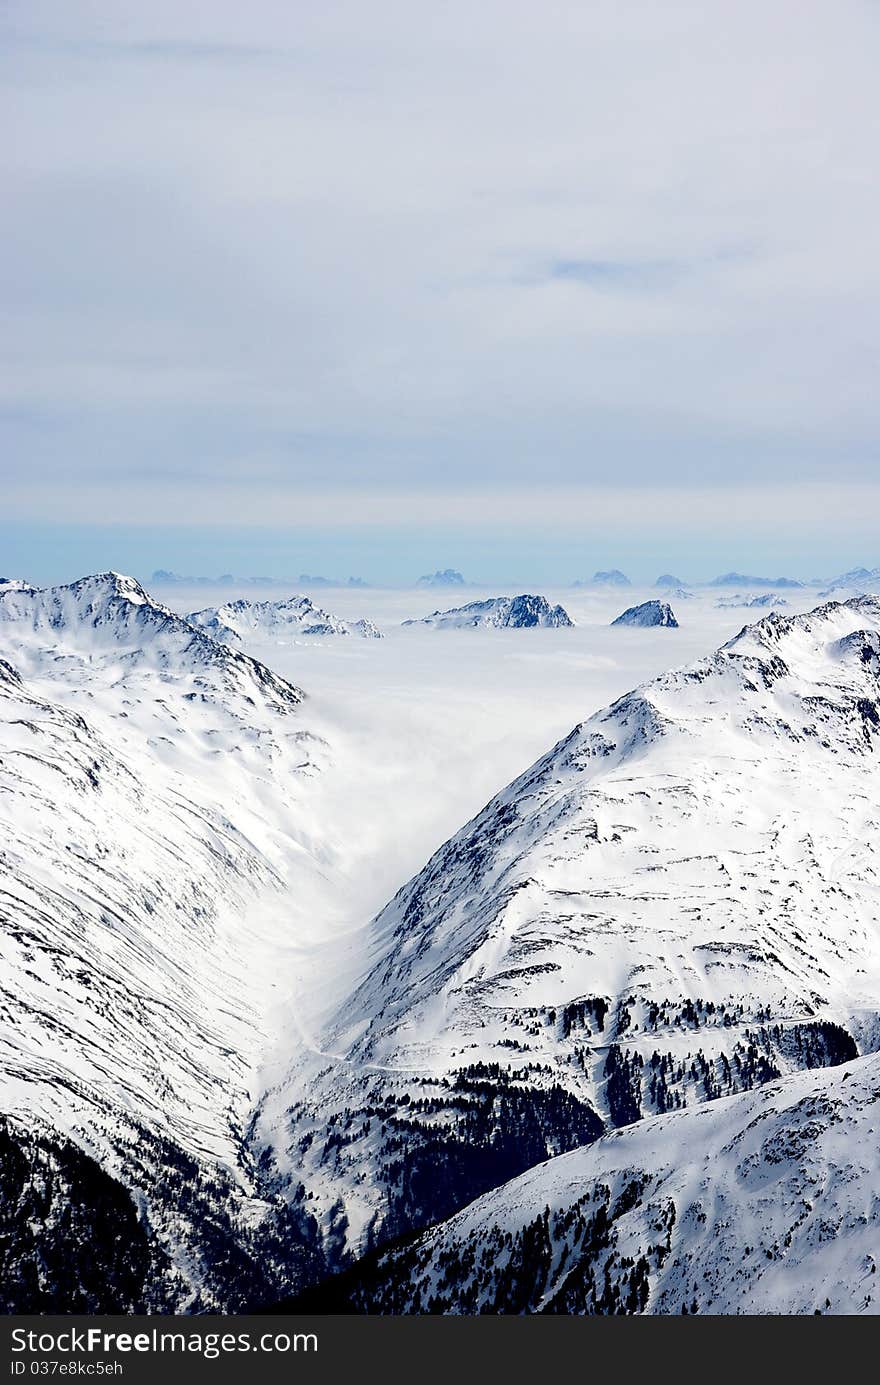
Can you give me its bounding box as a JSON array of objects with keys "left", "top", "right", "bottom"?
[
  {"left": 0, "top": 574, "right": 341, "bottom": 1308},
  {"left": 404, "top": 595, "right": 573, "bottom": 629},
  {"left": 258, "top": 597, "right": 880, "bottom": 1255},
  {"left": 187, "top": 594, "right": 381, "bottom": 643},
  {"left": 317, "top": 1051, "right": 880, "bottom": 1314}
]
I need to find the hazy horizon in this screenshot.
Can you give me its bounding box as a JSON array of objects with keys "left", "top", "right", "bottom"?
[{"left": 1, "top": 539, "right": 879, "bottom": 591}]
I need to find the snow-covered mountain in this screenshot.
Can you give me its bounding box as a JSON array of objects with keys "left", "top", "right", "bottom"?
[
  {"left": 0, "top": 573, "right": 343, "bottom": 1310},
  {"left": 0, "top": 574, "right": 306, "bottom": 709},
  {"left": 404, "top": 595, "right": 573, "bottom": 629},
  {"left": 320, "top": 1051, "right": 880, "bottom": 1314},
  {"left": 655, "top": 574, "right": 686, "bottom": 588},
  {"left": 258, "top": 596, "right": 880, "bottom": 1262},
  {"left": 611, "top": 600, "right": 679, "bottom": 628},
  {"left": 187, "top": 595, "right": 382, "bottom": 644},
  {"left": 0, "top": 577, "right": 32, "bottom": 593},
  {"left": 6, "top": 577, "right": 880, "bottom": 1313}
]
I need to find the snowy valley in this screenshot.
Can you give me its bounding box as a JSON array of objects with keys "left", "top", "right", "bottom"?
[{"left": 1, "top": 575, "right": 879, "bottom": 1313}]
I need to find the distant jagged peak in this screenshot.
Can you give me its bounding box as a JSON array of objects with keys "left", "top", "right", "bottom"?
[
  {"left": 404, "top": 593, "right": 574, "bottom": 629},
  {"left": 576, "top": 568, "right": 631, "bottom": 587},
  {"left": 417, "top": 568, "right": 466, "bottom": 587}
]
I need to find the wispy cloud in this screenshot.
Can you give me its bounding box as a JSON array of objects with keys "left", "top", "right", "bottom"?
[{"left": 547, "top": 258, "right": 684, "bottom": 290}]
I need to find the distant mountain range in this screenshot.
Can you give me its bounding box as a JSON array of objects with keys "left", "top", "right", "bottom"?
[
  {"left": 710, "top": 572, "right": 804, "bottom": 588},
  {"left": 151, "top": 570, "right": 369, "bottom": 588},
  {"left": 18, "top": 562, "right": 880, "bottom": 597}
]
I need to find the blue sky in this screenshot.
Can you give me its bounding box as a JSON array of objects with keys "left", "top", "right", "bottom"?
[{"left": 3, "top": 1, "right": 880, "bottom": 585}]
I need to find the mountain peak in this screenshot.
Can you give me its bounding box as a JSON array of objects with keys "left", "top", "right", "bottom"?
[
  {"left": 417, "top": 568, "right": 466, "bottom": 587},
  {"left": 611, "top": 599, "right": 679, "bottom": 628},
  {"left": 404, "top": 594, "right": 574, "bottom": 629}
]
